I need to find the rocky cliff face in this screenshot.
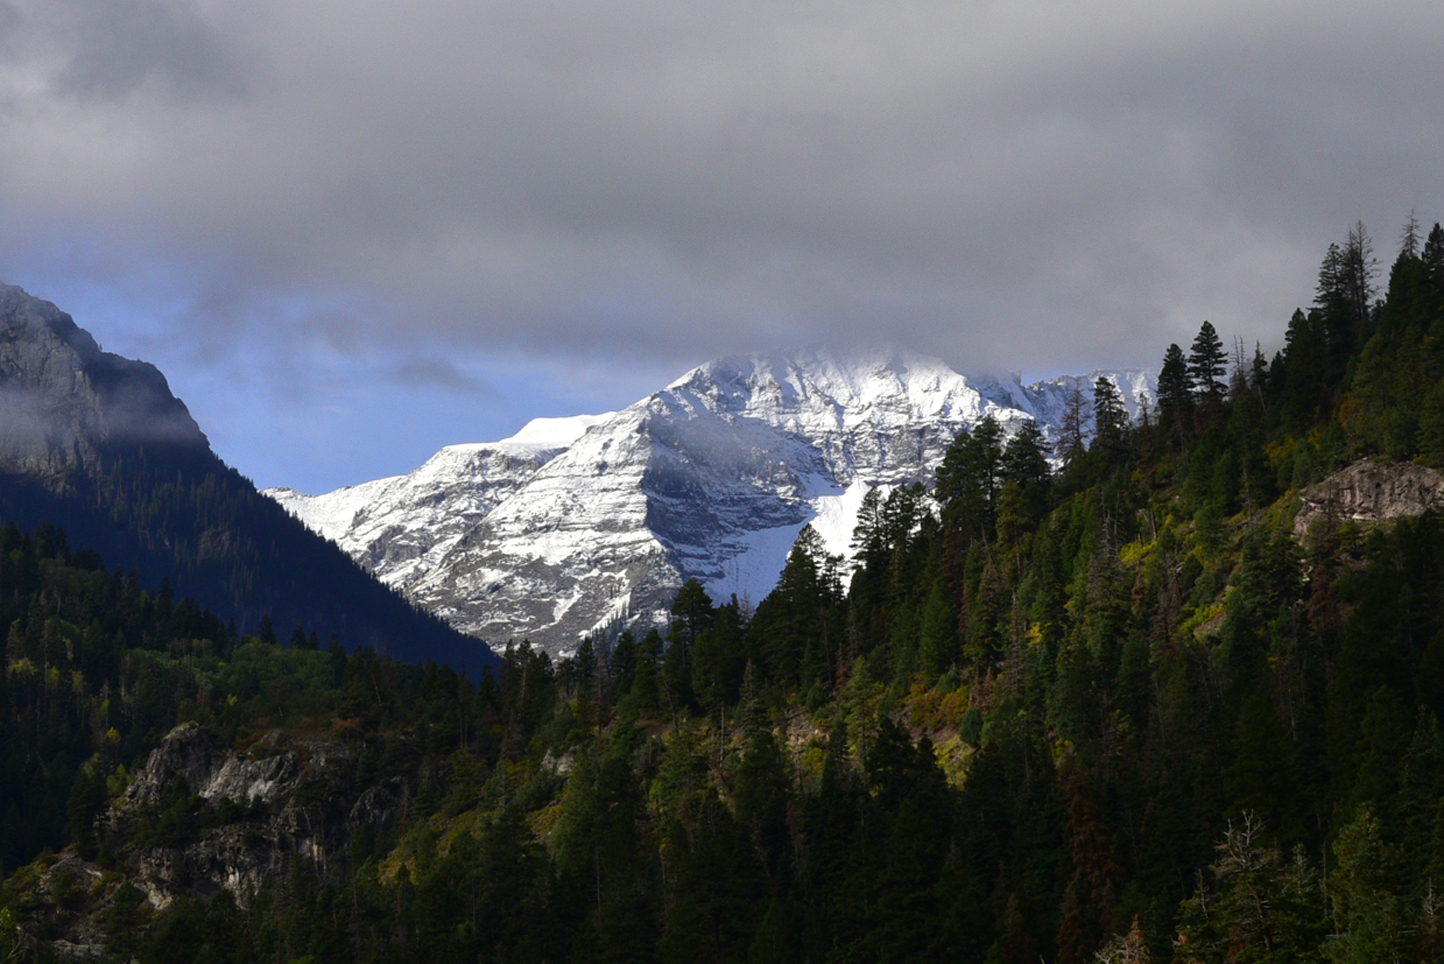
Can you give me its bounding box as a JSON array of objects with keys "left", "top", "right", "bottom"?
[
  {"left": 109, "top": 724, "right": 409, "bottom": 906},
  {"left": 8, "top": 723, "right": 414, "bottom": 958},
  {"left": 1294, "top": 460, "right": 1444, "bottom": 538},
  {"left": 271, "top": 347, "right": 1155, "bottom": 654},
  {"left": 0, "top": 283, "right": 207, "bottom": 479}
]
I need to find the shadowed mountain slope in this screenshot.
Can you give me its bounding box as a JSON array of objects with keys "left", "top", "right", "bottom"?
[{"left": 0, "top": 283, "right": 495, "bottom": 669}]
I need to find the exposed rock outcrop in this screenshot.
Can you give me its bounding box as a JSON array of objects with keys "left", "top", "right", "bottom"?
[
  {"left": 1293, "top": 460, "right": 1444, "bottom": 539},
  {"left": 102, "top": 723, "right": 412, "bottom": 909}
]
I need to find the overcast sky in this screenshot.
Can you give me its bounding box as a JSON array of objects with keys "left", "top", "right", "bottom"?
[{"left": 2, "top": 0, "right": 1442, "bottom": 492}]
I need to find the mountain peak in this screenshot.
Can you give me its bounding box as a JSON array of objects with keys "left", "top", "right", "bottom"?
[
  {"left": 491, "top": 413, "right": 614, "bottom": 453},
  {"left": 0, "top": 282, "right": 494, "bottom": 667},
  {"left": 1, "top": 282, "right": 207, "bottom": 477},
  {"left": 670, "top": 343, "right": 960, "bottom": 397},
  {"left": 271, "top": 346, "right": 1156, "bottom": 654}
]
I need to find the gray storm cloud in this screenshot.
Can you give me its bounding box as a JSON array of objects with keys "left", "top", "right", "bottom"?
[{"left": 0, "top": 0, "right": 1441, "bottom": 380}]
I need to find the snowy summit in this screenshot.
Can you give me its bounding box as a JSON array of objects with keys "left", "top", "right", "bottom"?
[{"left": 267, "top": 347, "right": 1153, "bottom": 654}]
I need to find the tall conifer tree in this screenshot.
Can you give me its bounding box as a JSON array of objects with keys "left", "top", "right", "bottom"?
[
  {"left": 1157, "top": 342, "right": 1194, "bottom": 445},
  {"left": 1187, "top": 321, "right": 1228, "bottom": 403}
]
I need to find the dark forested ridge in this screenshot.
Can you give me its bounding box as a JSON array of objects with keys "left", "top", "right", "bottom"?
[
  {"left": 0, "top": 443, "right": 482, "bottom": 666},
  {"left": 0, "top": 282, "right": 491, "bottom": 669},
  {"left": 6, "top": 220, "right": 1444, "bottom": 962}
]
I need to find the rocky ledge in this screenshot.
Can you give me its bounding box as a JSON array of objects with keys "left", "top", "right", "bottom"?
[{"left": 1294, "top": 460, "right": 1444, "bottom": 539}]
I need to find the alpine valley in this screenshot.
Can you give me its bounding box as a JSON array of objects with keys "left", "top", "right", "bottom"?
[
  {"left": 266, "top": 349, "right": 1155, "bottom": 654},
  {"left": 9, "top": 222, "right": 1444, "bottom": 964}
]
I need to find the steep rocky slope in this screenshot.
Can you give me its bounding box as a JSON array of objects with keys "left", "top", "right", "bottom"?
[
  {"left": 0, "top": 283, "right": 206, "bottom": 478},
  {"left": 272, "top": 347, "right": 1154, "bottom": 653}
]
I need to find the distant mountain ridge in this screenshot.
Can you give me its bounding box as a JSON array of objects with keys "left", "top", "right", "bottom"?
[
  {"left": 269, "top": 346, "right": 1155, "bottom": 654},
  {"left": 0, "top": 282, "right": 493, "bottom": 668},
  {"left": 268, "top": 414, "right": 612, "bottom": 589}
]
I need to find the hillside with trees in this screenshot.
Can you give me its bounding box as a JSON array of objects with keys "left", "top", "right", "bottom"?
[
  {"left": 0, "top": 283, "right": 484, "bottom": 667},
  {"left": 5, "top": 219, "right": 1444, "bottom": 962}
]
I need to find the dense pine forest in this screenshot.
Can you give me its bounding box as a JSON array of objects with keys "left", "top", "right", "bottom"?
[{"left": 5, "top": 218, "right": 1444, "bottom": 962}]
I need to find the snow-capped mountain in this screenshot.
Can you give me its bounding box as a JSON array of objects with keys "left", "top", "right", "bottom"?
[
  {"left": 268, "top": 415, "right": 610, "bottom": 592},
  {"left": 267, "top": 347, "right": 1153, "bottom": 655}
]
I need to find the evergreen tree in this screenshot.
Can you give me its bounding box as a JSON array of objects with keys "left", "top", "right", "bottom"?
[
  {"left": 1325, "top": 806, "right": 1408, "bottom": 964},
  {"left": 691, "top": 597, "right": 746, "bottom": 711},
  {"left": 663, "top": 580, "right": 713, "bottom": 718},
  {"left": 917, "top": 574, "right": 957, "bottom": 677},
  {"left": 996, "top": 420, "right": 1052, "bottom": 539},
  {"left": 730, "top": 718, "right": 792, "bottom": 884},
  {"left": 1091, "top": 375, "right": 1129, "bottom": 464},
  {"left": 1157, "top": 342, "right": 1195, "bottom": 446},
  {"left": 937, "top": 415, "right": 1006, "bottom": 542},
  {"left": 747, "top": 526, "right": 841, "bottom": 690},
  {"left": 1279, "top": 306, "right": 1331, "bottom": 434},
  {"left": 1002, "top": 419, "right": 1052, "bottom": 492},
  {"left": 1188, "top": 321, "right": 1229, "bottom": 404},
  {"left": 627, "top": 630, "right": 665, "bottom": 717},
  {"left": 1422, "top": 222, "right": 1444, "bottom": 306},
  {"left": 1173, "top": 814, "right": 1325, "bottom": 964},
  {"left": 657, "top": 795, "right": 758, "bottom": 964},
  {"left": 1057, "top": 384, "right": 1090, "bottom": 469},
  {"left": 669, "top": 580, "right": 714, "bottom": 650}
]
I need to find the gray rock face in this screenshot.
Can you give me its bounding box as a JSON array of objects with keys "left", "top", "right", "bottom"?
[
  {"left": 0, "top": 283, "right": 206, "bottom": 479},
  {"left": 123, "top": 723, "right": 310, "bottom": 811},
  {"left": 1294, "top": 460, "right": 1444, "bottom": 538},
  {"left": 106, "top": 723, "right": 411, "bottom": 908},
  {"left": 272, "top": 347, "right": 1156, "bottom": 655}
]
